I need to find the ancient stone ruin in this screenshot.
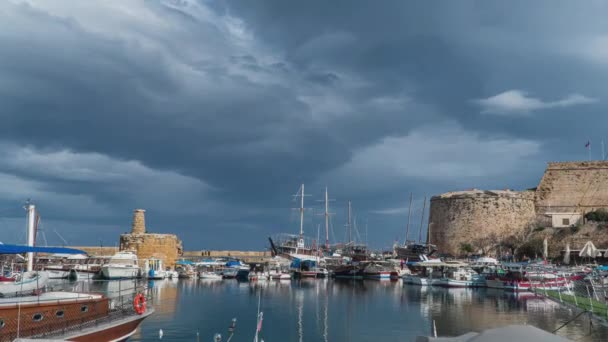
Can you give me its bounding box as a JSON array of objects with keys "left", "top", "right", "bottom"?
[
  {"left": 119, "top": 209, "right": 183, "bottom": 268},
  {"left": 430, "top": 161, "right": 608, "bottom": 256}
]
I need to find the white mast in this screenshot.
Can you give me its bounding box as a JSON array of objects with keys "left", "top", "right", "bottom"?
[
  {"left": 325, "top": 187, "right": 329, "bottom": 250},
  {"left": 405, "top": 193, "right": 413, "bottom": 245},
  {"left": 26, "top": 203, "right": 36, "bottom": 272},
  {"left": 298, "top": 184, "right": 305, "bottom": 249},
  {"left": 347, "top": 201, "right": 352, "bottom": 244},
  {"left": 418, "top": 196, "right": 427, "bottom": 243}
]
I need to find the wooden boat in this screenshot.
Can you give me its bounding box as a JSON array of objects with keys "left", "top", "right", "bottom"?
[
  {"left": 0, "top": 242, "right": 153, "bottom": 341},
  {"left": 0, "top": 291, "right": 153, "bottom": 341},
  {"left": 333, "top": 264, "right": 364, "bottom": 280}
]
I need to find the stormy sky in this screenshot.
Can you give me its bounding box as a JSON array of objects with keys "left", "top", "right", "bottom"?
[{"left": 0, "top": 0, "right": 605, "bottom": 250}]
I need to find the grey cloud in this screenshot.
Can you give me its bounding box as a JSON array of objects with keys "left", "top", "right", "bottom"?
[{"left": 2, "top": 0, "right": 608, "bottom": 249}]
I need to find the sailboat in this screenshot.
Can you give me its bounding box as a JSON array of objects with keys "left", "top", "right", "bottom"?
[
  {"left": 0, "top": 203, "right": 50, "bottom": 296},
  {"left": 393, "top": 194, "right": 437, "bottom": 262},
  {"left": 268, "top": 184, "right": 328, "bottom": 278}
]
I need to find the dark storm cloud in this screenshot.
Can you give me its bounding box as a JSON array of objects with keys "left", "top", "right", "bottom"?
[{"left": 0, "top": 0, "right": 605, "bottom": 248}]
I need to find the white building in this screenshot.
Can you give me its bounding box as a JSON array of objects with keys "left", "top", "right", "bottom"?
[{"left": 544, "top": 212, "right": 582, "bottom": 228}]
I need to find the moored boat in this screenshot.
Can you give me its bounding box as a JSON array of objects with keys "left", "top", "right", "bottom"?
[
  {"left": 200, "top": 271, "right": 223, "bottom": 280},
  {"left": 101, "top": 251, "right": 140, "bottom": 279},
  {"left": 362, "top": 262, "right": 398, "bottom": 280}
]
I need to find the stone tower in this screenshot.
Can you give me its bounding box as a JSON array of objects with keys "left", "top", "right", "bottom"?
[{"left": 131, "top": 209, "right": 146, "bottom": 235}]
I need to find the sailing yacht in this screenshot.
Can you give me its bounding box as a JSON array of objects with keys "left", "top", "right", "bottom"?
[
  {"left": 394, "top": 194, "right": 438, "bottom": 262},
  {"left": 269, "top": 185, "right": 326, "bottom": 278}
]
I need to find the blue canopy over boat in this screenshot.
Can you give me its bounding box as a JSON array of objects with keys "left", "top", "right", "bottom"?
[
  {"left": 0, "top": 244, "right": 86, "bottom": 255},
  {"left": 225, "top": 260, "right": 241, "bottom": 267}
]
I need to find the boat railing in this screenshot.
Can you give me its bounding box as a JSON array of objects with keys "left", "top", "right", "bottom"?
[{"left": 17, "top": 280, "right": 153, "bottom": 340}]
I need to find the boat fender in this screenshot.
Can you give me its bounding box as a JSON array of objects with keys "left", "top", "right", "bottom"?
[{"left": 134, "top": 293, "right": 147, "bottom": 315}]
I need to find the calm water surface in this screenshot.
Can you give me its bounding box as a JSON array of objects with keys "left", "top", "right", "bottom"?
[{"left": 55, "top": 278, "right": 608, "bottom": 341}]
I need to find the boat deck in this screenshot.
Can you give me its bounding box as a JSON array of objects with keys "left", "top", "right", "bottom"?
[{"left": 0, "top": 292, "right": 103, "bottom": 307}]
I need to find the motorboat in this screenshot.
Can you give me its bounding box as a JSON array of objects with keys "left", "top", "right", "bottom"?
[
  {"left": 101, "top": 251, "right": 140, "bottom": 279},
  {"left": 438, "top": 266, "right": 486, "bottom": 287}
]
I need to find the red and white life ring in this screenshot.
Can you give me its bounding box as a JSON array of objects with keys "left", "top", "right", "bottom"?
[{"left": 134, "top": 293, "right": 146, "bottom": 315}]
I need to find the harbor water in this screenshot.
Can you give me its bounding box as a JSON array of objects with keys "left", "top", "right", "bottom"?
[{"left": 51, "top": 278, "right": 608, "bottom": 341}]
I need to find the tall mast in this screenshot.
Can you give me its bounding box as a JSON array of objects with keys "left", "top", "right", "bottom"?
[
  {"left": 418, "top": 196, "right": 427, "bottom": 243},
  {"left": 405, "top": 193, "right": 413, "bottom": 244},
  {"left": 348, "top": 201, "right": 352, "bottom": 244},
  {"left": 299, "top": 184, "right": 305, "bottom": 238},
  {"left": 325, "top": 187, "right": 329, "bottom": 250},
  {"left": 26, "top": 203, "right": 36, "bottom": 272}
]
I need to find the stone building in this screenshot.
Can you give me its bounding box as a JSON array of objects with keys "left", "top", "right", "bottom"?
[
  {"left": 429, "top": 161, "right": 608, "bottom": 256},
  {"left": 429, "top": 190, "right": 536, "bottom": 256},
  {"left": 119, "top": 209, "right": 183, "bottom": 269}
]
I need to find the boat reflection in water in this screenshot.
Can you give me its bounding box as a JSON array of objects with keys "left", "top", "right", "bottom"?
[{"left": 48, "top": 279, "right": 608, "bottom": 341}]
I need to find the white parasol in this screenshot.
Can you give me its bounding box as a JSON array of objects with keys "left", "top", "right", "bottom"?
[
  {"left": 563, "top": 243, "right": 570, "bottom": 265},
  {"left": 579, "top": 241, "right": 601, "bottom": 258}
]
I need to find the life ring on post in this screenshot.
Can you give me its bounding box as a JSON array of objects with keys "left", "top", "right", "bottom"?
[{"left": 134, "top": 293, "right": 146, "bottom": 315}]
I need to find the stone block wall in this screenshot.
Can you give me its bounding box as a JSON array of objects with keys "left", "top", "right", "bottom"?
[
  {"left": 536, "top": 161, "right": 608, "bottom": 214},
  {"left": 429, "top": 190, "right": 536, "bottom": 256},
  {"left": 120, "top": 233, "right": 183, "bottom": 269}
]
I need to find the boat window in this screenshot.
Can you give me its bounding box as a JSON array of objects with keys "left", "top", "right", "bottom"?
[
  {"left": 81, "top": 305, "right": 89, "bottom": 313},
  {"left": 32, "top": 313, "right": 43, "bottom": 322},
  {"left": 0, "top": 319, "right": 4, "bottom": 328},
  {"left": 56, "top": 310, "right": 65, "bottom": 318}
]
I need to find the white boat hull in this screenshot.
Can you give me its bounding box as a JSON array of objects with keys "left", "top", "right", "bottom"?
[
  {"left": 46, "top": 269, "right": 70, "bottom": 279},
  {"left": 0, "top": 271, "right": 49, "bottom": 295},
  {"left": 101, "top": 266, "right": 140, "bottom": 279},
  {"left": 439, "top": 278, "right": 486, "bottom": 288},
  {"left": 404, "top": 275, "right": 440, "bottom": 286},
  {"left": 199, "top": 272, "right": 223, "bottom": 280}
]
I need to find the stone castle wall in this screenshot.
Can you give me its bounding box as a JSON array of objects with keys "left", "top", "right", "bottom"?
[
  {"left": 119, "top": 209, "right": 183, "bottom": 269},
  {"left": 429, "top": 190, "right": 536, "bottom": 256},
  {"left": 536, "top": 161, "right": 608, "bottom": 214}
]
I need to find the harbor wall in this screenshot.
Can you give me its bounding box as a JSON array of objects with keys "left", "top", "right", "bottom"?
[
  {"left": 182, "top": 250, "right": 271, "bottom": 263},
  {"left": 429, "top": 190, "right": 536, "bottom": 256}
]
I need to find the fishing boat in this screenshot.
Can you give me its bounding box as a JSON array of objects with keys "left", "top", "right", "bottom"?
[
  {"left": 403, "top": 260, "right": 445, "bottom": 286},
  {"left": 176, "top": 259, "right": 197, "bottom": 278},
  {"left": 438, "top": 264, "right": 486, "bottom": 287},
  {"left": 101, "top": 251, "right": 140, "bottom": 279},
  {"left": 144, "top": 257, "right": 167, "bottom": 279},
  {"left": 394, "top": 195, "right": 438, "bottom": 263},
  {"left": 222, "top": 260, "right": 249, "bottom": 279}
]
